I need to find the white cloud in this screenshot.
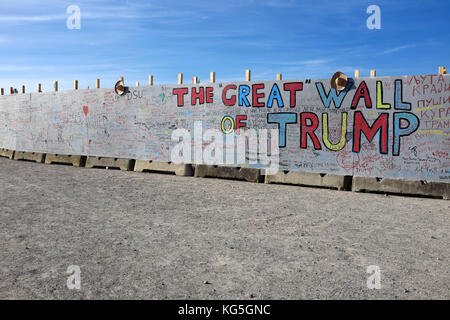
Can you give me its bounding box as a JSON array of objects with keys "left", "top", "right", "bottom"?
[
  {"left": 276, "top": 59, "right": 331, "bottom": 66},
  {"left": 0, "top": 12, "right": 143, "bottom": 23},
  {"left": 0, "top": 2, "right": 199, "bottom": 24},
  {"left": 0, "top": 15, "right": 66, "bottom": 22},
  {"left": 378, "top": 45, "right": 417, "bottom": 55}
]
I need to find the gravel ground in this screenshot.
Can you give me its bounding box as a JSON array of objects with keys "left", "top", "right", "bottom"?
[{"left": 0, "top": 157, "right": 448, "bottom": 300}]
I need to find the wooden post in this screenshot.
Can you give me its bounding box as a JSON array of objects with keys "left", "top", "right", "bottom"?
[
  {"left": 53, "top": 81, "right": 58, "bottom": 92},
  {"left": 148, "top": 75, "right": 153, "bottom": 86},
  {"left": 178, "top": 73, "right": 183, "bottom": 84},
  {"left": 0, "top": 88, "right": 3, "bottom": 95},
  {"left": 276, "top": 73, "right": 282, "bottom": 80},
  {"left": 354, "top": 70, "right": 360, "bottom": 78},
  {"left": 136, "top": 81, "right": 140, "bottom": 87},
  {"left": 74, "top": 80, "right": 78, "bottom": 90},
  {"left": 245, "top": 69, "right": 251, "bottom": 81},
  {"left": 95, "top": 79, "right": 100, "bottom": 89},
  {"left": 210, "top": 72, "right": 215, "bottom": 83},
  {"left": 370, "top": 70, "right": 376, "bottom": 78},
  {"left": 37, "top": 83, "right": 42, "bottom": 93},
  {"left": 21, "top": 85, "right": 25, "bottom": 94}
]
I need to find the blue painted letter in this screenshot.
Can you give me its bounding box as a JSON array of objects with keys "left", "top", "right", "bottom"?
[
  {"left": 267, "top": 113, "right": 297, "bottom": 147},
  {"left": 393, "top": 112, "right": 419, "bottom": 156}
]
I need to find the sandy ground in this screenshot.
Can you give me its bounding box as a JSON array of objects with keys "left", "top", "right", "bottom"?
[{"left": 0, "top": 157, "right": 448, "bottom": 300}]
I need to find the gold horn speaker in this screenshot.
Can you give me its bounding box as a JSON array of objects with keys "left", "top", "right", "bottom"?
[
  {"left": 114, "top": 80, "right": 125, "bottom": 96},
  {"left": 330, "top": 71, "right": 348, "bottom": 92}
]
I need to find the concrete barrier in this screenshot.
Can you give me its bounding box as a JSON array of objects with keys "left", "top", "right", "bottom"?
[
  {"left": 265, "top": 171, "right": 351, "bottom": 191},
  {"left": 45, "top": 154, "right": 86, "bottom": 167},
  {"left": 0, "top": 148, "right": 14, "bottom": 160},
  {"left": 352, "top": 176, "right": 450, "bottom": 199},
  {"left": 194, "top": 165, "right": 263, "bottom": 183},
  {"left": 134, "top": 160, "right": 193, "bottom": 176},
  {"left": 85, "top": 157, "right": 135, "bottom": 171},
  {"left": 0, "top": 74, "right": 448, "bottom": 199},
  {"left": 13, "top": 151, "right": 45, "bottom": 163}
]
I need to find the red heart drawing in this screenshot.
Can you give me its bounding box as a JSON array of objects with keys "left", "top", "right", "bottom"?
[{"left": 83, "top": 106, "right": 88, "bottom": 116}]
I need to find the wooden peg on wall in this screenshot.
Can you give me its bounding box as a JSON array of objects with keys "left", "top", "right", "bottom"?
[
  {"left": 354, "top": 70, "right": 360, "bottom": 78},
  {"left": 178, "top": 73, "right": 183, "bottom": 84},
  {"left": 53, "top": 81, "right": 58, "bottom": 92},
  {"left": 21, "top": 85, "right": 25, "bottom": 94},
  {"left": 136, "top": 81, "right": 140, "bottom": 87},
  {"left": 245, "top": 69, "right": 251, "bottom": 81},
  {"left": 370, "top": 70, "right": 376, "bottom": 78},
  {"left": 74, "top": 80, "right": 78, "bottom": 90},
  {"left": 210, "top": 72, "right": 215, "bottom": 83},
  {"left": 37, "top": 83, "right": 42, "bottom": 93},
  {"left": 148, "top": 75, "right": 154, "bottom": 86},
  {"left": 0, "top": 88, "right": 4, "bottom": 95},
  {"left": 96, "top": 79, "right": 100, "bottom": 89},
  {"left": 276, "top": 73, "right": 282, "bottom": 80}
]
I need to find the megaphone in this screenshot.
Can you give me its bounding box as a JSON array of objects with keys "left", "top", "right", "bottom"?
[{"left": 114, "top": 80, "right": 126, "bottom": 96}]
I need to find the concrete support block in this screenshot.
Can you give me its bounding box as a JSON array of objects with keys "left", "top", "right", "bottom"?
[
  {"left": 85, "top": 156, "right": 135, "bottom": 171},
  {"left": 194, "top": 165, "right": 262, "bottom": 183},
  {"left": 352, "top": 176, "right": 450, "bottom": 199},
  {"left": 45, "top": 154, "right": 86, "bottom": 167},
  {"left": 13, "top": 151, "right": 45, "bottom": 163},
  {"left": 134, "top": 160, "right": 193, "bottom": 176},
  {"left": 265, "top": 171, "right": 351, "bottom": 191},
  {"left": 0, "top": 148, "right": 14, "bottom": 159}
]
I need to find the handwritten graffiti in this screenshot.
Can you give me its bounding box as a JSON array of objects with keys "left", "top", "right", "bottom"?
[
  {"left": 173, "top": 79, "right": 422, "bottom": 157},
  {"left": 0, "top": 74, "right": 448, "bottom": 182}
]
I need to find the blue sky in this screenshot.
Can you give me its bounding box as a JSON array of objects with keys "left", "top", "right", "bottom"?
[{"left": 0, "top": 0, "right": 449, "bottom": 91}]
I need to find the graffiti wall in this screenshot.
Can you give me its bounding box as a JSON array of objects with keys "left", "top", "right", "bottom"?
[{"left": 0, "top": 74, "right": 449, "bottom": 182}]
